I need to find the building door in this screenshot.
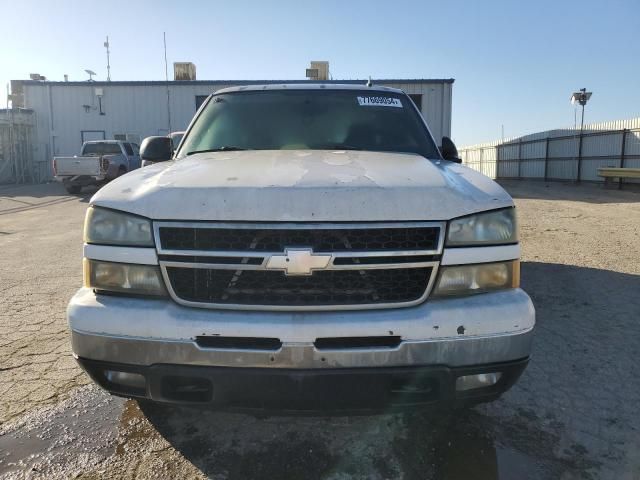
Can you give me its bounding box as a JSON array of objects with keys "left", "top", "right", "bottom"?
[
  {"left": 195, "top": 95, "right": 208, "bottom": 111},
  {"left": 408, "top": 94, "right": 423, "bottom": 111}
]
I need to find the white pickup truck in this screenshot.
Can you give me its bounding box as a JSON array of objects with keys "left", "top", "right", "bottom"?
[
  {"left": 53, "top": 140, "right": 140, "bottom": 194},
  {"left": 68, "top": 84, "right": 535, "bottom": 413}
]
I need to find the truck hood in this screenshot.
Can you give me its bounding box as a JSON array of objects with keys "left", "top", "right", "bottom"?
[{"left": 91, "top": 150, "right": 513, "bottom": 221}]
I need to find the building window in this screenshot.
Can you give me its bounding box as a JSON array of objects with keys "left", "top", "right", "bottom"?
[
  {"left": 81, "top": 130, "right": 106, "bottom": 143},
  {"left": 114, "top": 133, "right": 141, "bottom": 145},
  {"left": 195, "top": 95, "right": 209, "bottom": 111},
  {"left": 408, "top": 94, "right": 423, "bottom": 110}
]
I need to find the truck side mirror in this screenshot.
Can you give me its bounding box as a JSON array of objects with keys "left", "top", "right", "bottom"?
[
  {"left": 140, "top": 136, "right": 173, "bottom": 163},
  {"left": 440, "top": 136, "right": 462, "bottom": 163}
]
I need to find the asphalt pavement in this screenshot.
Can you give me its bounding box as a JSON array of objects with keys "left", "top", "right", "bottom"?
[{"left": 1, "top": 180, "right": 639, "bottom": 479}]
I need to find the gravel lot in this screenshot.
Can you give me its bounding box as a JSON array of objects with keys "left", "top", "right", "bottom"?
[{"left": 0, "top": 180, "right": 639, "bottom": 479}]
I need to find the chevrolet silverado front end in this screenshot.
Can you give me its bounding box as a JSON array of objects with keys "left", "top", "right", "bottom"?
[{"left": 68, "top": 84, "right": 535, "bottom": 413}]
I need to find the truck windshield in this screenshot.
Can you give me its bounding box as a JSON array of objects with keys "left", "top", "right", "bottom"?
[
  {"left": 178, "top": 90, "right": 440, "bottom": 159},
  {"left": 82, "top": 143, "right": 122, "bottom": 155}
]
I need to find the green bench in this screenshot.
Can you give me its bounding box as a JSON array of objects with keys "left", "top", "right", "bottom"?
[{"left": 598, "top": 167, "right": 640, "bottom": 189}]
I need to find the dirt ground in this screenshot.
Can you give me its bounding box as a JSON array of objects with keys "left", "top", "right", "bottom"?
[{"left": 0, "top": 180, "right": 639, "bottom": 479}]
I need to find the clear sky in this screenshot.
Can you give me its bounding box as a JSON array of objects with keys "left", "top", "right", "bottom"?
[{"left": 1, "top": 0, "right": 638, "bottom": 145}]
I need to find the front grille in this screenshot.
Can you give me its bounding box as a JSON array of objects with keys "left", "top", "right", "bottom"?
[
  {"left": 159, "top": 226, "right": 440, "bottom": 252},
  {"left": 165, "top": 267, "right": 432, "bottom": 307},
  {"left": 156, "top": 222, "right": 443, "bottom": 310}
]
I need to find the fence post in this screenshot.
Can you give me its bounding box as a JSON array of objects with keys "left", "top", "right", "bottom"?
[
  {"left": 544, "top": 137, "right": 550, "bottom": 182},
  {"left": 495, "top": 145, "right": 501, "bottom": 179},
  {"left": 618, "top": 129, "right": 628, "bottom": 189},
  {"left": 576, "top": 130, "right": 584, "bottom": 183},
  {"left": 517, "top": 140, "right": 523, "bottom": 179},
  {"left": 479, "top": 148, "right": 484, "bottom": 174}
]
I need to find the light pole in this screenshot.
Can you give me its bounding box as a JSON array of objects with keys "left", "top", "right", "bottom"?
[{"left": 570, "top": 88, "right": 592, "bottom": 182}]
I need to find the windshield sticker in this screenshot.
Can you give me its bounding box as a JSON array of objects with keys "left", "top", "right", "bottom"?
[{"left": 357, "top": 96, "right": 403, "bottom": 108}]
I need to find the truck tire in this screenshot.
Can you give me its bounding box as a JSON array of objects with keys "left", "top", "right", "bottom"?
[{"left": 64, "top": 184, "right": 82, "bottom": 195}]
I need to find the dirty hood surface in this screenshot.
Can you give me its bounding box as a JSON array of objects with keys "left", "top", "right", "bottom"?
[{"left": 91, "top": 150, "right": 513, "bottom": 221}]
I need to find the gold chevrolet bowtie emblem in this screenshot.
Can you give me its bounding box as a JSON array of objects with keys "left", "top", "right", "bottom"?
[{"left": 265, "top": 248, "right": 332, "bottom": 276}]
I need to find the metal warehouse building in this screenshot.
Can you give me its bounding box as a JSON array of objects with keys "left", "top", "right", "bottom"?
[
  {"left": 6, "top": 78, "right": 453, "bottom": 182},
  {"left": 459, "top": 117, "right": 640, "bottom": 184}
]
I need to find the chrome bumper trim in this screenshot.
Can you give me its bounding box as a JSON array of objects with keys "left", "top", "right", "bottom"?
[{"left": 71, "top": 327, "right": 533, "bottom": 369}]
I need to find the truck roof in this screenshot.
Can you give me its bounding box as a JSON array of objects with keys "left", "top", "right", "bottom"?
[
  {"left": 84, "top": 140, "right": 123, "bottom": 144},
  {"left": 214, "top": 83, "right": 405, "bottom": 95}
]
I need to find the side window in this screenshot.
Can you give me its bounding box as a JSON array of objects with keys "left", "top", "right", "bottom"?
[
  {"left": 195, "top": 95, "right": 209, "bottom": 111},
  {"left": 123, "top": 142, "right": 134, "bottom": 156},
  {"left": 131, "top": 143, "right": 140, "bottom": 155}
]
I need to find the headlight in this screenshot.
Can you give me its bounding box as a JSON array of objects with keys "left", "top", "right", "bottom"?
[
  {"left": 447, "top": 208, "right": 517, "bottom": 246},
  {"left": 432, "top": 261, "right": 520, "bottom": 297},
  {"left": 84, "top": 259, "right": 166, "bottom": 296},
  {"left": 84, "top": 207, "right": 153, "bottom": 246}
]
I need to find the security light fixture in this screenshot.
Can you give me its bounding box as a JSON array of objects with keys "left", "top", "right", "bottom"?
[{"left": 570, "top": 88, "right": 592, "bottom": 106}]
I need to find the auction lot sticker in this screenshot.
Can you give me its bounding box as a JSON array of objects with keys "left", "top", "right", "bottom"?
[{"left": 357, "top": 96, "right": 403, "bottom": 107}]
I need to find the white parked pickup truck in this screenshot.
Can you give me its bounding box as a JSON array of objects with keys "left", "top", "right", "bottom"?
[
  {"left": 53, "top": 140, "right": 140, "bottom": 194},
  {"left": 68, "top": 84, "right": 535, "bottom": 413}
]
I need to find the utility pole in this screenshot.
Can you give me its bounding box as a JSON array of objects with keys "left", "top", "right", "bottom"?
[{"left": 104, "top": 36, "right": 111, "bottom": 81}]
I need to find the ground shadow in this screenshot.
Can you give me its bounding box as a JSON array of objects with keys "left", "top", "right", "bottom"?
[
  {"left": 0, "top": 182, "right": 98, "bottom": 200},
  {"left": 0, "top": 183, "right": 93, "bottom": 216},
  {"left": 133, "top": 262, "right": 639, "bottom": 479},
  {"left": 0, "top": 182, "right": 68, "bottom": 199},
  {"left": 138, "top": 402, "right": 506, "bottom": 480},
  {"left": 499, "top": 179, "right": 640, "bottom": 204}
]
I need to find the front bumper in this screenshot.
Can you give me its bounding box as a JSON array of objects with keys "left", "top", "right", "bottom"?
[
  {"left": 77, "top": 357, "right": 529, "bottom": 413},
  {"left": 68, "top": 287, "right": 535, "bottom": 411}
]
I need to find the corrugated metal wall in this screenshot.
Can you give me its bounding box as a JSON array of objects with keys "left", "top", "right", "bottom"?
[
  {"left": 460, "top": 118, "right": 640, "bottom": 184},
  {"left": 389, "top": 81, "right": 453, "bottom": 142},
  {"left": 19, "top": 79, "right": 453, "bottom": 181}
]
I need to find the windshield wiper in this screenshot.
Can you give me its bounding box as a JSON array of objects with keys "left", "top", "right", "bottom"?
[
  {"left": 186, "top": 146, "right": 248, "bottom": 156},
  {"left": 314, "top": 143, "right": 362, "bottom": 151}
]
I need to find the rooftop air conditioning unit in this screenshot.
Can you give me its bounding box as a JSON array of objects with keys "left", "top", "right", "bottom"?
[
  {"left": 174, "top": 62, "right": 197, "bottom": 81},
  {"left": 307, "top": 61, "right": 329, "bottom": 81}
]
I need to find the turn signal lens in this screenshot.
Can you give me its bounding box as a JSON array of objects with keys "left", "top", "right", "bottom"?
[
  {"left": 84, "top": 259, "right": 166, "bottom": 296},
  {"left": 433, "top": 261, "right": 519, "bottom": 297}
]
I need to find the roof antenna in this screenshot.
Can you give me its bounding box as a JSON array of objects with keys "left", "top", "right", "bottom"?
[{"left": 366, "top": 76, "right": 373, "bottom": 87}]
